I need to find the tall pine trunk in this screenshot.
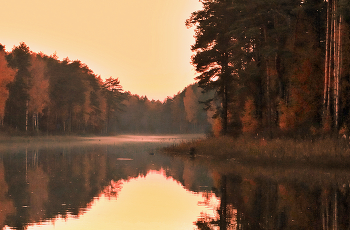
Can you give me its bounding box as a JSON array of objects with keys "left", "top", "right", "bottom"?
[
  {"left": 221, "top": 52, "right": 229, "bottom": 136},
  {"left": 323, "top": 0, "right": 331, "bottom": 116},
  {"left": 323, "top": 0, "right": 342, "bottom": 132},
  {"left": 335, "top": 15, "right": 342, "bottom": 129},
  {"left": 333, "top": 0, "right": 338, "bottom": 129},
  {"left": 263, "top": 25, "right": 273, "bottom": 138}
]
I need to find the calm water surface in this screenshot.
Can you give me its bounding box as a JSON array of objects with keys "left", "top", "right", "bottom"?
[
  {"left": 1, "top": 135, "right": 350, "bottom": 229},
  {"left": 0, "top": 135, "right": 219, "bottom": 230}
]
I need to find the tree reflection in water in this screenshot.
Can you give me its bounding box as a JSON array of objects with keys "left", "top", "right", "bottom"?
[
  {"left": 0, "top": 142, "right": 216, "bottom": 230},
  {"left": 195, "top": 171, "right": 350, "bottom": 230},
  {"left": 2, "top": 140, "right": 350, "bottom": 230}
]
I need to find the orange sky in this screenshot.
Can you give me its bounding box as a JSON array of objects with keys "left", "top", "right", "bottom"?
[{"left": 1, "top": 0, "right": 202, "bottom": 101}]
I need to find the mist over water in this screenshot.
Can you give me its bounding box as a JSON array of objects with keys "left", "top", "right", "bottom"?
[
  {"left": 2, "top": 134, "right": 349, "bottom": 229},
  {"left": 0, "top": 134, "right": 216, "bottom": 230}
]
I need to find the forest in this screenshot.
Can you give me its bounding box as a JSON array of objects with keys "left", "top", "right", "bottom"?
[
  {"left": 1, "top": 0, "right": 350, "bottom": 137},
  {"left": 187, "top": 0, "right": 350, "bottom": 137},
  {"left": 0, "top": 43, "right": 211, "bottom": 135}
]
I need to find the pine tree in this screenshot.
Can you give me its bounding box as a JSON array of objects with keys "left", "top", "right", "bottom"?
[
  {"left": 186, "top": 0, "right": 238, "bottom": 135},
  {"left": 102, "top": 77, "right": 123, "bottom": 134},
  {"left": 323, "top": 0, "right": 347, "bottom": 132},
  {"left": 4, "top": 43, "right": 32, "bottom": 131}
]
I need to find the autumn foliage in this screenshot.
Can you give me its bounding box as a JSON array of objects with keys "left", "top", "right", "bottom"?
[
  {"left": 0, "top": 48, "right": 16, "bottom": 123},
  {"left": 0, "top": 42, "right": 212, "bottom": 135},
  {"left": 186, "top": 0, "right": 350, "bottom": 137},
  {"left": 2, "top": 0, "right": 350, "bottom": 137},
  {"left": 241, "top": 98, "right": 258, "bottom": 135}
]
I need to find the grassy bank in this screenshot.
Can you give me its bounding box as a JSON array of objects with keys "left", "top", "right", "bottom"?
[
  {"left": 162, "top": 136, "right": 350, "bottom": 186},
  {"left": 163, "top": 136, "right": 350, "bottom": 170}
]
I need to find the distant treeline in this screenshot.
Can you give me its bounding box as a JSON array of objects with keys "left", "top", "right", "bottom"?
[
  {"left": 0, "top": 43, "right": 211, "bottom": 135},
  {"left": 119, "top": 86, "right": 213, "bottom": 134},
  {"left": 187, "top": 0, "right": 350, "bottom": 137}
]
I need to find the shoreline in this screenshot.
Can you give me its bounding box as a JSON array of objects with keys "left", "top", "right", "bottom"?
[
  {"left": 162, "top": 136, "right": 350, "bottom": 184},
  {"left": 0, "top": 133, "right": 205, "bottom": 151}
]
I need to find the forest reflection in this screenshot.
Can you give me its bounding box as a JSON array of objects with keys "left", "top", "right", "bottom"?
[
  {"left": 0, "top": 140, "right": 216, "bottom": 230},
  {"left": 2, "top": 139, "right": 350, "bottom": 230},
  {"left": 195, "top": 173, "right": 350, "bottom": 230}
]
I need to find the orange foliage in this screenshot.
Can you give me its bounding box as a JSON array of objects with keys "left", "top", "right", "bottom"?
[
  {"left": 241, "top": 97, "right": 258, "bottom": 134},
  {"left": 28, "top": 55, "right": 49, "bottom": 114},
  {"left": 183, "top": 86, "right": 199, "bottom": 123},
  {"left": 280, "top": 59, "right": 319, "bottom": 131},
  {"left": 212, "top": 117, "right": 222, "bottom": 137},
  {"left": 291, "top": 61, "right": 314, "bottom": 122},
  {"left": 278, "top": 100, "right": 296, "bottom": 131},
  {"left": 0, "top": 50, "right": 16, "bottom": 121}
]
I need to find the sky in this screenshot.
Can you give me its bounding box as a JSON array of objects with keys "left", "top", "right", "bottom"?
[{"left": 0, "top": 0, "right": 202, "bottom": 101}]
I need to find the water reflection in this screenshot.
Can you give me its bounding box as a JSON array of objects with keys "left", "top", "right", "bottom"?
[
  {"left": 22, "top": 170, "right": 218, "bottom": 230},
  {"left": 3, "top": 136, "right": 350, "bottom": 230},
  {"left": 195, "top": 172, "right": 350, "bottom": 230},
  {"left": 0, "top": 137, "right": 216, "bottom": 230}
]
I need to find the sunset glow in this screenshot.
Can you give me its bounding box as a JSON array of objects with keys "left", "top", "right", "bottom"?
[
  {"left": 1, "top": 0, "right": 202, "bottom": 101},
  {"left": 24, "top": 170, "right": 219, "bottom": 230}
]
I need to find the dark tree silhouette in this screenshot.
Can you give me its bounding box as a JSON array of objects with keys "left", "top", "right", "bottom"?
[
  {"left": 186, "top": 0, "right": 237, "bottom": 135},
  {"left": 4, "top": 42, "right": 32, "bottom": 131},
  {"left": 102, "top": 77, "right": 124, "bottom": 134}
]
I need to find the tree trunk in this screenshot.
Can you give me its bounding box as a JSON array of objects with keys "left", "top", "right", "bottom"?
[
  {"left": 333, "top": 0, "right": 338, "bottom": 130},
  {"left": 333, "top": 189, "right": 338, "bottom": 230},
  {"left": 329, "top": 0, "right": 334, "bottom": 117},
  {"left": 106, "top": 104, "right": 110, "bottom": 134},
  {"left": 263, "top": 25, "right": 272, "bottom": 139},
  {"left": 219, "top": 175, "right": 227, "bottom": 230},
  {"left": 323, "top": 0, "right": 331, "bottom": 116},
  {"left": 221, "top": 53, "right": 229, "bottom": 136},
  {"left": 324, "top": 0, "right": 343, "bottom": 131},
  {"left": 222, "top": 83, "right": 228, "bottom": 135},
  {"left": 335, "top": 14, "right": 342, "bottom": 129},
  {"left": 266, "top": 59, "right": 272, "bottom": 138},
  {"left": 25, "top": 100, "right": 29, "bottom": 132}
]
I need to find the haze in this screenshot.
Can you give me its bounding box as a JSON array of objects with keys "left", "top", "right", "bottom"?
[{"left": 0, "top": 0, "right": 202, "bottom": 101}]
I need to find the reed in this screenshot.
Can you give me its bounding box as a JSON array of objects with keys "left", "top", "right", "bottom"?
[{"left": 163, "top": 136, "right": 350, "bottom": 169}]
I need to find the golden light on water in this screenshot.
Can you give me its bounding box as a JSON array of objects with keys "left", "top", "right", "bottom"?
[{"left": 22, "top": 169, "right": 219, "bottom": 230}]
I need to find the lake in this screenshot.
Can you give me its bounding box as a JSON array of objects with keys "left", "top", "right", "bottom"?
[
  {"left": 1, "top": 135, "right": 350, "bottom": 229},
  {"left": 0, "top": 134, "right": 219, "bottom": 230}
]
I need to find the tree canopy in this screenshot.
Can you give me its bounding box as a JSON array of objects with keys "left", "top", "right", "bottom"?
[
  {"left": 0, "top": 43, "right": 210, "bottom": 135},
  {"left": 188, "top": 0, "right": 350, "bottom": 137}
]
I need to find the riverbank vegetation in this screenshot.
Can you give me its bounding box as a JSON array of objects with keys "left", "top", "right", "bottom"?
[{"left": 164, "top": 136, "right": 350, "bottom": 170}]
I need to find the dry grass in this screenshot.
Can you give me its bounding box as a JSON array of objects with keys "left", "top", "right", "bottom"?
[
  {"left": 163, "top": 136, "right": 350, "bottom": 169},
  {"left": 163, "top": 136, "right": 350, "bottom": 185}
]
